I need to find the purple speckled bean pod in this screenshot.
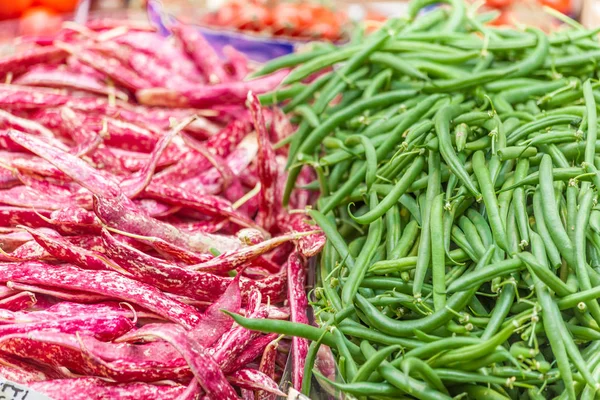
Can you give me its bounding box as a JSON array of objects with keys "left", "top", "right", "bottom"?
[
  {"left": 101, "top": 228, "right": 285, "bottom": 303},
  {"left": 190, "top": 230, "right": 318, "bottom": 274},
  {"left": 247, "top": 92, "right": 280, "bottom": 233},
  {"left": 7, "top": 129, "right": 120, "bottom": 197},
  {"left": 15, "top": 64, "right": 129, "bottom": 100},
  {"left": 287, "top": 251, "right": 309, "bottom": 391},
  {"left": 0, "top": 262, "right": 202, "bottom": 329},
  {"left": 115, "top": 324, "right": 239, "bottom": 399},
  {"left": 136, "top": 69, "right": 288, "bottom": 108},
  {"left": 0, "top": 352, "right": 54, "bottom": 384},
  {"left": 0, "top": 291, "right": 36, "bottom": 311},
  {"left": 0, "top": 46, "right": 67, "bottom": 79},
  {"left": 20, "top": 226, "right": 125, "bottom": 273},
  {"left": 5, "top": 282, "right": 110, "bottom": 303},
  {"left": 29, "top": 377, "right": 190, "bottom": 400},
  {"left": 257, "top": 335, "right": 280, "bottom": 400},
  {"left": 171, "top": 23, "right": 230, "bottom": 84},
  {"left": 120, "top": 116, "right": 196, "bottom": 198},
  {"left": 94, "top": 193, "right": 240, "bottom": 254},
  {"left": 228, "top": 369, "right": 286, "bottom": 397},
  {"left": 55, "top": 42, "right": 152, "bottom": 91}
]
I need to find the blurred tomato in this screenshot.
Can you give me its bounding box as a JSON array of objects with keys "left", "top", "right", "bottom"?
[
  {"left": 19, "top": 6, "right": 62, "bottom": 36},
  {"left": 215, "top": 1, "right": 241, "bottom": 27},
  {"left": 485, "top": 0, "right": 514, "bottom": 7},
  {"left": 236, "top": 3, "right": 271, "bottom": 31},
  {"left": 36, "top": 0, "right": 79, "bottom": 13},
  {"left": 0, "top": 0, "right": 32, "bottom": 19},
  {"left": 272, "top": 3, "right": 301, "bottom": 35},
  {"left": 538, "top": 0, "right": 571, "bottom": 14}
]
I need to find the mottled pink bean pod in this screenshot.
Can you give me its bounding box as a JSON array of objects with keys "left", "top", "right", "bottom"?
[
  {"left": 21, "top": 226, "right": 123, "bottom": 272},
  {"left": 136, "top": 69, "right": 288, "bottom": 108},
  {"left": 222, "top": 333, "right": 279, "bottom": 374},
  {"left": 171, "top": 23, "right": 229, "bottom": 84},
  {"left": 14, "top": 64, "right": 129, "bottom": 100},
  {"left": 287, "top": 251, "right": 309, "bottom": 391},
  {"left": 0, "top": 84, "right": 71, "bottom": 109},
  {"left": 56, "top": 42, "right": 151, "bottom": 91},
  {"left": 29, "top": 378, "right": 190, "bottom": 400},
  {"left": 144, "top": 183, "right": 261, "bottom": 233},
  {"left": 0, "top": 314, "right": 134, "bottom": 340},
  {"left": 257, "top": 335, "right": 281, "bottom": 400},
  {"left": 190, "top": 230, "right": 318, "bottom": 274},
  {"left": 93, "top": 194, "right": 239, "bottom": 254},
  {"left": 223, "top": 45, "right": 250, "bottom": 81},
  {"left": 0, "top": 46, "right": 67, "bottom": 78},
  {"left": 120, "top": 116, "right": 196, "bottom": 198},
  {"left": 247, "top": 92, "right": 280, "bottom": 233},
  {"left": 6, "top": 281, "right": 109, "bottom": 303},
  {"left": 115, "top": 324, "right": 239, "bottom": 399},
  {"left": 102, "top": 229, "right": 285, "bottom": 303},
  {"left": 0, "top": 262, "right": 202, "bottom": 329},
  {"left": 0, "top": 353, "right": 54, "bottom": 384},
  {"left": 0, "top": 109, "right": 56, "bottom": 139},
  {"left": 228, "top": 369, "right": 285, "bottom": 397},
  {"left": 286, "top": 213, "right": 326, "bottom": 258},
  {"left": 210, "top": 290, "right": 266, "bottom": 373},
  {"left": 188, "top": 275, "right": 241, "bottom": 347},
  {"left": 8, "top": 129, "right": 120, "bottom": 197},
  {"left": 0, "top": 291, "right": 36, "bottom": 311}
]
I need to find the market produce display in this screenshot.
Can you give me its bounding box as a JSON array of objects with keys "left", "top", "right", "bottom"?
[
  {"left": 0, "top": 18, "right": 325, "bottom": 400},
  {"left": 230, "top": 1, "right": 600, "bottom": 399},
  {"left": 200, "top": 0, "right": 348, "bottom": 41}
]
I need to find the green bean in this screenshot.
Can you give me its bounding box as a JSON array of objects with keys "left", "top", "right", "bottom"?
[
  {"left": 506, "top": 115, "right": 581, "bottom": 145},
  {"left": 473, "top": 151, "right": 509, "bottom": 252},
  {"left": 574, "top": 189, "right": 600, "bottom": 326},
  {"left": 481, "top": 283, "right": 515, "bottom": 340},
  {"left": 539, "top": 155, "right": 575, "bottom": 266},
  {"left": 435, "top": 105, "right": 480, "bottom": 197},
  {"left": 350, "top": 157, "right": 425, "bottom": 225},
  {"left": 390, "top": 220, "right": 420, "bottom": 260},
  {"left": 354, "top": 343, "right": 400, "bottom": 383},
  {"left": 345, "top": 135, "right": 377, "bottom": 190},
  {"left": 314, "top": 373, "right": 405, "bottom": 397},
  {"left": 458, "top": 216, "right": 486, "bottom": 258},
  {"left": 370, "top": 52, "right": 430, "bottom": 81},
  {"left": 321, "top": 94, "right": 443, "bottom": 214},
  {"left": 446, "top": 257, "right": 523, "bottom": 293},
  {"left": 361, "top": 341, "right": 452, "bottom": 400},
  {"left": 452, "top": 385, "right": 510, "bottom": 400},
  {"left": 400, "top": 358, "right": 449, "bottom": 395},
  {"left": 258, "top": 83, "right": 305, "bottom": 105},
  {"left": 517, "top": 252, "right": 573, "bottom": 297},
  {"left": 583, "top": 80, "right": 598, "bottom": 183},
  {"left": 309, "top": 210, "right": 355, "bottom": 269},
  {"left": 343, "top": 193, "right": 383, "bottom": 306},
  {"left": 512, "top": 158, "right": 530, "bottom": 248},
  {"left": 302, "top": 329, "right": 327, "bottom": 395},
  {"left": 431, "top": 193, "right": 446, "bottom": 310},
  {"left": 282, "top": 70, "right": 331, "bottom": 113},
  {"left": 529, "top": 231, "right": 577, "bottom": 400},
  {"left": 412, "top": 153, "right": 441, "bottom": 299},
  {"left": 251, "top": 44, "right": 335, "bottom": 77}
]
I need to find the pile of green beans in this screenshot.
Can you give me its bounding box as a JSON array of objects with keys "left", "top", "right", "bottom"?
[{"left": 235, "top": 1, "right": 600, "bottom": 399}]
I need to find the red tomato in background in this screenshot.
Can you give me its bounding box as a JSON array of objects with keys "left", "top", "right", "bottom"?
[
  {"left": 19, "top": 6, "right": 62, "bottom": 36},
  {"left": 485, "top": 0, "right": 514, "bottom": 8},
  {"left": 272, "top": 3, "right": 301, "bottom": 36},
  {"left": 236, "top": 3, "right": 271, "bottom": 31},
  {"left": 538, "top": 0, "right": 571, "bottom": 14},
  {"left": 0, "top": 0, "right": 32, "bottom": 19},
  {"left": 36, "top": 0, "right": 78, "bottom": 13}
]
